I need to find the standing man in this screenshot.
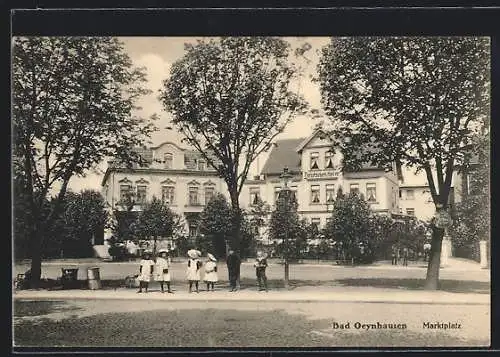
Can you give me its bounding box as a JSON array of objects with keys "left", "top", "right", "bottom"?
[
  {"left": 226, "top": 249, "right": 241, "bottom": 292},
  {"left": 391, "top": 244, "right": 398, "bottom": 265}
]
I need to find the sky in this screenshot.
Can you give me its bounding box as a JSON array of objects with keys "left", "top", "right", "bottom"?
[{"left": 67, "top": 36, "right": 332, "bottom": 192}]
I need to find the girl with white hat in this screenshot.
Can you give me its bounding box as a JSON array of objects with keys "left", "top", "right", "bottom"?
[
  {"left": 186, "top": 249, "right": 202, "bottom": 293},
  {"left": 155, "top": 249, "right": 173, "bottom": 293},
  {"left": 137, "top": 251, "right": 155, "bottom": 293},
  {"left": 203, "top": 253, "right": 218, "bottom": 292}
]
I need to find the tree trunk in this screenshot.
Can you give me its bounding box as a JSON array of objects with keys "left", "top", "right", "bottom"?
[
  {"left": 29, "top": 224, "right": 42, "bottom": 288},
  {"left": 28, "top": 176, "right": 72, "bottom": 287},
  {"left": 424, "top": 227, "right": 445, "bottom": 290},
  {"left": 228, "top": 186, "right": 242, "bottom": 288},
  {"left": 228, "top": 189, "right": 242, "bottom": 253}
]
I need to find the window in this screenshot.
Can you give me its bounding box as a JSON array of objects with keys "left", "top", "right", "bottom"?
[
  {"left": 406, "top": 189, "right": 415, "bottom": 200},
  {"left": 399, "top": 189, "right": 402, "bottom": 198},
  {"left": 310, "top": 152, "right": 319, "bottom": 170},
  {"left": 164, "top": 153, "right": 173, "bottom": 169},
  {"left": 136, "top": 185, "right": 147, "bottom": 204},
  {"left": 119, "top": 184, "right": 131, "bottom": 202},
  {"left": 311, "top": 218, "right": 321, "bottom": 228},
  {"left": 189, "top": 223, "right": 198, "bottom": 238},
  {"left": 205, "top": 187, "right": 215, "bottom": 205},
  {"left": 291, "top": 185, "right": 298, "bottom": 202},
  {"left": 366, "top": 183, "right": 377, "bottom": 202},
  {"left": 350, "top": 183, "right": 360, "bottom": 195},
  {"left": 325, "top": 151, "right": 334, "bottom": 169},
  {"left": 406, "top": 208, "right": 415, "bottom": 216},
  {"left": 198, "top": 159, "right": 206, "bottom": 171},
  {"left": 326, "top": 184, "right": 335, "bottom": 203},
  {"left": 162, "top": 186, "right": 175, "bottom": 204},
  {"left": 466, "top": 174, "right": 479, "bottom": 195},
  {"left": 274, "top": 187, "right": 281, "bottom": 204},
  {"left": 250, "top": 187, "right": 261, "bottom": 205},
  {"left": 311, "top": 185, "right": 320, "bottom": 204},
  {"left": 189, "top": 186, "right": 199, "bottom": 206}
]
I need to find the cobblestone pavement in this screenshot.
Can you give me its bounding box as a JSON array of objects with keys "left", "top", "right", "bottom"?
[{"left": 12, "top": 299, "right": 490, "bottom": 347}]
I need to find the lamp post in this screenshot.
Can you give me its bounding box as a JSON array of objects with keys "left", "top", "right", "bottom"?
[{"left": 279, "top": 167, "right": 292, "bottom": 289}]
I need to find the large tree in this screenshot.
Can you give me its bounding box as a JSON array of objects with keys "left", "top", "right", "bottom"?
[
  {"left": 133, "top": 197, "right": 179, "bottom": 256},
  {"left": 12, "top": 37, "right": 156, "bottom": 286},
  {"left": 269, "top": 191, "right": 304, "bottom": 265},
  {"left": 449, "top": 133, "right": 490, "bottom": 262},
  {"left": 318, "top": 37, "right": 489, "bottom": 289},
  {"left": 323, "top": 191, "right": 376, "bottom": 264},
  {"left": 159, "top": 37, "right": 307, "bottom": 254},
  {"left": 60, "top": 190, "right": 108, "bottom": 258}
]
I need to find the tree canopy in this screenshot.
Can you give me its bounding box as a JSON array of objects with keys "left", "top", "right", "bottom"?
[
  {"left": 134, "top": 197, "right": 180, "bottom": 255},
  {"left": 12, "top": 37, "right": 156, "bottom": 285},
  {"left": 318, "top": 36, "right": 489, "bottom": 289},
  {"left": 198, "top": 193, "right": 233, "bottom": 258},
  {"left": 449, "top": 133, "right": 490, "bottom": 255},
  {"left": 159, "top": 37, "right": 307, "bottom": 251}
]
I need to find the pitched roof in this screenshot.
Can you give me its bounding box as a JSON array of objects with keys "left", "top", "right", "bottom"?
[
  {"left": 295, "top": 129, "right": 329, "bottom": 153},
  {"left": 260, "top": 138, "right": 305, "bottom": 175},
  {"left": 261, "top": 136, "right": 388, "bottom": 176}
]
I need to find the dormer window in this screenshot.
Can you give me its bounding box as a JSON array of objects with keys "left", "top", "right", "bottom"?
[
  {"left": 310, "top": 152, "right": 319, "bottom": 170},
  {"left": 164, "top": 153, "right": 173, "bottom": 169},
  {"left": 325, "top": 151, "right": 334, "bottom": 169},
  {"left": 250, "top": 187, "right": 261, "bottom": 205},
  {"left": 198, "top": 159, "right": 206, "bottom": 171}
]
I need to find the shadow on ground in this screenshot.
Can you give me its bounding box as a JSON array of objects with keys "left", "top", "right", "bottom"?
[
  {"left": 15, "top": 277, "right": 490, "bottom": 294},
  {"left": 14, "top": 300, "right": 82, "bottom": 317},
  {"left": 335, "top": 278, "right": 490, "bottom": 294}
]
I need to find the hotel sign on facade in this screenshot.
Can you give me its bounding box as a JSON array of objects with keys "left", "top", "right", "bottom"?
[{"left": 304, "top": 169, "right": 340, "bottom": 180}]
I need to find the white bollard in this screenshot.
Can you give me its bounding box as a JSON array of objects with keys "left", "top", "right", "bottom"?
[{"left": 479, "top": 240, "right": 488, "bottom": 269}]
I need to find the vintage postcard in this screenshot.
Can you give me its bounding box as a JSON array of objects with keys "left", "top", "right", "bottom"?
[{"left": 11, "top": 11, "right": 491, "bottom": 349}]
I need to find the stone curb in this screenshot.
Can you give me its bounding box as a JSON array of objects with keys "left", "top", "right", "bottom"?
[{"left": 13, "top": 290, "right": 489, "bottom": 306}]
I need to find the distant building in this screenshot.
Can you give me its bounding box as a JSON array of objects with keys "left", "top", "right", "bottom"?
[
  {"left": 101, "top": 141, "right": 228, "bottom": 243},
  {"left": 240, "top": 130, "right": 401, "bottom": 231}
]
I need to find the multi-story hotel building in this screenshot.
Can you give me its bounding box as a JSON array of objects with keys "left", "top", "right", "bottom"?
[
  {"left": 101, "top": 141, "right": 228, "bottom": 241},
  {"left": 240, "top": 130, "right": 401, "bottom": 229}
]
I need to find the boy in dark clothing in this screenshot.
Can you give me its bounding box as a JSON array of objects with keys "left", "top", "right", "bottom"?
[{"left": 254, "top": 252, "right": 268, "bottom": 291}]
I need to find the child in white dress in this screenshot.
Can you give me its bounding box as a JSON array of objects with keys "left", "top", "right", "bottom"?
[
  {"left": 204, "top": 253, "right": 218, "bottom": 291},
  {"left": 186, "top": 249, "right": 202, "bottom": 293},
  {"left": 155, "top": 249, "right": 173, "bottom": 293},
  {"left": 138, "top": 251, "right": 155, "bottom": 293}
]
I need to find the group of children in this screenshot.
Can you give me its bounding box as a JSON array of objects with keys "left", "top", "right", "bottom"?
[
  {"left": 137, "top": 249, "right": 174, "bottom": 293},
  {"left": 137, "top": 249, "right": 268, "bottom": 293}
]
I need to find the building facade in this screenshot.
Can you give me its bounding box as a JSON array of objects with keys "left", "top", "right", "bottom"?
[
  {"left": 240, "top": 130, "right": 401, "bottom": 230},
  {"left": 101, "top": 141, "right": 228, "bottom": 242}
]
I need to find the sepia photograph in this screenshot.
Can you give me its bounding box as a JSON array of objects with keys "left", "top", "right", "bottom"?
[{"left": 11, "top": 34, "right": 491, "bottom": 348}]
